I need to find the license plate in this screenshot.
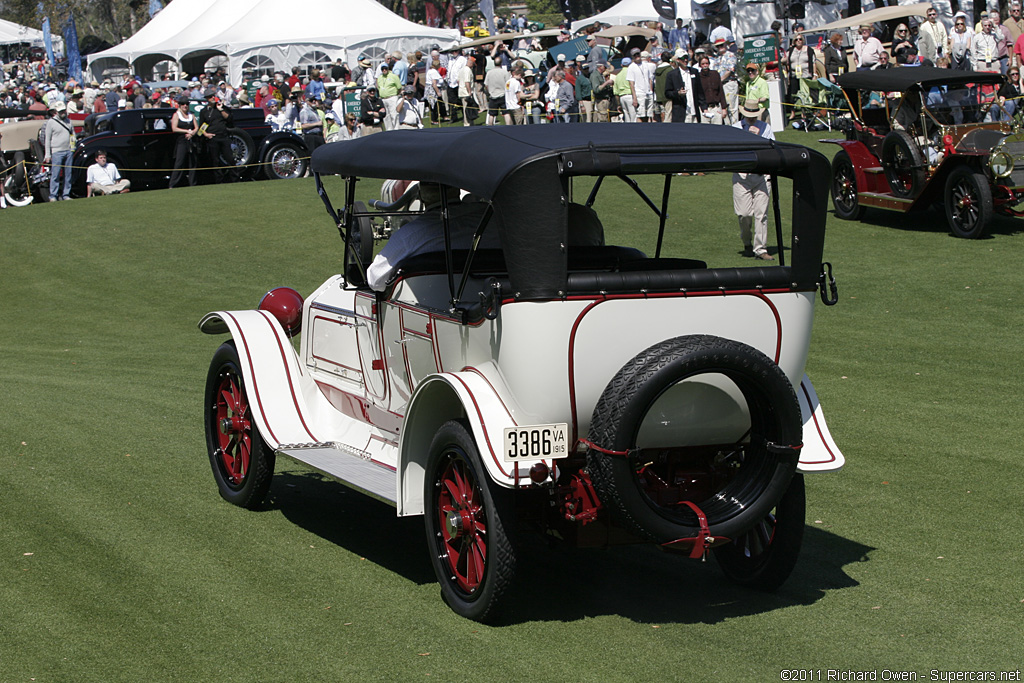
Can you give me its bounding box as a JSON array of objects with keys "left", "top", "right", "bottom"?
[{"left": 502, "top": 424, "right": 568, "bottom": 462}]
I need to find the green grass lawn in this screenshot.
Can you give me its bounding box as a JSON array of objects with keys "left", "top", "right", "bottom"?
[{"left": 1, "top": 129, "right": 1022, "bottom": 682}]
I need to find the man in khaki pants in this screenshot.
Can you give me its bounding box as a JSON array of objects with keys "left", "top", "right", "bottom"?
[{"left": 732, "top": 99, "right": 775, "bottom": 260}]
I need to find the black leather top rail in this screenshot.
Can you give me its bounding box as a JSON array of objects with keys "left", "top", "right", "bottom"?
[{"left": 394, "top": 248, "right": 795, "bottom": 298}]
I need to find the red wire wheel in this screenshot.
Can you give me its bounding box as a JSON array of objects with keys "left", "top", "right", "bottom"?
[
  {"left": 204, "top": 342, "right": 275, "bottom": 508},
  {"left": 714, "top": 473, "right": 806, "bottom": 591},
  {"left": 424, "top": 420, "right": 515, "bottom": 622}
]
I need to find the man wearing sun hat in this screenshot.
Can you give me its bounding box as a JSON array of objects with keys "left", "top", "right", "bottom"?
[
  {"left": 854, "top": 24, "right": 885, "bottom": 70},
  {"left": 743, "top": 62, "right": 770, "bottom": 120},
  {"left": 43, "top": 100, "right": 75, "bottom": 202},
  {"left": 712, "top": 37, "right": 738, "bottom": 124},
  {"left": 731, "top": 98, "right": 775, "bottom": 260}
]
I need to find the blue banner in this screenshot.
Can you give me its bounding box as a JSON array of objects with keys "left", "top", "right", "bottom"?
[
  {"left": 64, "top": 14, "right": 83, "bottom": 85},
  {"left": 479, "top": 0, "right": 495, "bottom": 35},
  {"left": 42, "top": 17, "right": 56, "bottom": 66}
]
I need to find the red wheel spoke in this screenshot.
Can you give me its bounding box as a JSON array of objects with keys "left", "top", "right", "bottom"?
[
  {"left": 467, "top": 538, "right": 486, "bottom": 588},
  {"left": 452, "top": 464, "right": 470, "bottom": 500},
  {"left": 442, "top": 477, "right": 462, "bottom": 504}
]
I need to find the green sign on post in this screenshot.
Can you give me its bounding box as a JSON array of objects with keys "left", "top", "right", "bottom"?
[
  {"left": 342, "top": 88, "right": 363, "bottom": 118},
  {"left": 743, "top": 34, "right": 778, "bottom": 65}
]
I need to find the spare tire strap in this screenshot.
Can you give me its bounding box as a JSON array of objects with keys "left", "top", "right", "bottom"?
[
  {"left": 662, "top": 501, "right": 726, "bottom": 560},
  {"left": 578, "top": 438, "right": 630, "bottom": 457}
]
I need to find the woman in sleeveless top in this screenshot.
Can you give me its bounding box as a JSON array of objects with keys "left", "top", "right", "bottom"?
[{"left": 169, "top": 95, "right": 198, "bottom": 188}]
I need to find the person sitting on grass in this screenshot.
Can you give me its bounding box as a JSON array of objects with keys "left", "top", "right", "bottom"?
[{"left": 86, "top": 151, "right": 131, "bottom": 197}]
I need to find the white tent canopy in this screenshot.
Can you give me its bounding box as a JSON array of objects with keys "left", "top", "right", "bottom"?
[
  {"left": 571, "top": 0, "right": 687, "bottom": 33},
  {"left": 88, "top": 0, "right": 460, "bottom": 85},
  {"left": 0, "top": 17, "right": 63, "bottom": 50}
]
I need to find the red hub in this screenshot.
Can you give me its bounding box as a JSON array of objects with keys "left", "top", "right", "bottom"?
[
  {"left": 214, "top": 372, "right": 252, "bottom": 486},
  {"left": 436, "top": 456, "right": 487, "bottom": 593}
]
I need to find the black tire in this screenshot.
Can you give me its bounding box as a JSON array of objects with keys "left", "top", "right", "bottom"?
[
  {"left": 226, "top": 127, "right": 255, "bottom": 168},
  {"left": 587, "top": 335, "right": 802, "bottom": 544},
  {"left": 714, "top": 473, "right": 805, "bottom": 591},
  {"left": 944, "top": 166, "right": 993, "bottom": 239},
  {"left": 204, "top": 341, "right": 275, "bottom": 508},
  {"left": 881, "top": 130, "right": 926, "bottom": 198},
  {"left": 262, "top": 142, "right": 307, "bottom": 180},
  {"left": 424, "top": 420, "right": 516, "bottom": 623},
  {"left": 3, "top": 152, "right": 34, "bottom": 206},
  {"left": 831, "top": 150, "right": 865, "bottom": 220}
]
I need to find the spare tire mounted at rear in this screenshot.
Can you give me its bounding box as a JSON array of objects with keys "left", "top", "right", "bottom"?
[{"left": 586, "top": 335, "right": 803, "bottom": 544}]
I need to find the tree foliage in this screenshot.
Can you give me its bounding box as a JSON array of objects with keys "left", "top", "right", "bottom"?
[{"left": 0, "top": 0, "right": 150, "bottom": 50}]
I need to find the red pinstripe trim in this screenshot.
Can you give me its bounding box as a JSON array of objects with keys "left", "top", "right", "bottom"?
[
  {"left": 430, "top": 315, "right": 444, "bottom": 371},
  {"left": 223, "top": 312, "right": 280, "bottom": 445},
  {"left": 566, "top": 300, "right": 604, "bottom": 444},
  {"left": 257, "top": 310, "right": 320, "bottom": 442},
  {"left": 799, "top": 381, "right": 838, "bottom": 465},
  {"left": 366, "top": 434, "right": 399, "bottom": 471},
  {"left": 314, "top": 380, "right": 403, "bottom": 435},
  {"left": 398, "top": 307, "right": 414, "bottom": 392},
  {"left": 448, "top": 373, "right": 511, "bottom": 477},
  {"left": 461, "top": 366, "right": 518, "bottom": 426},
  {"left": 353, "top": 310, "right": 387, "bottom": 401},
  {"left": 565, "top": 291, "right": 786, "bottom": 443}
]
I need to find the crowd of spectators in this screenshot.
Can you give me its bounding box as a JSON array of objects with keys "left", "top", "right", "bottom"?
[{"left": 5, "top": 4, "right": 1024, "bottom": 171}]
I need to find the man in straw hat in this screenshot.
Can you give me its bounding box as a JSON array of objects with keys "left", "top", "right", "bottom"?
[{"left": 731, "top": 98, "right": 775, "bottom": 260}]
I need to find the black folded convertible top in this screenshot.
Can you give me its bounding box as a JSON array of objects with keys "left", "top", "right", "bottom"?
[
  {"left": 838, "top": 66, "right": 1004, "bottom": 93},
  {"left": 311, "top": 123, "right": 803, "bottom": 200},
  {"left": 312, "top": 123, "right": 831, "bottom": 299}
]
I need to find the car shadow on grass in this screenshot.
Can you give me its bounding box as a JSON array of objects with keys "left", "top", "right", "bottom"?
[
  {"left": 500, "top": 525, "right": 873, "bottom": 625},
  {"left": 842, "top": 206, "right": 1024, "bottom": 238},
  {"left": 268, "top": 469, "right": 874, "bottom": 625},
  {"left": 268, "top": 469, "right": 436, "bottom": 585}
]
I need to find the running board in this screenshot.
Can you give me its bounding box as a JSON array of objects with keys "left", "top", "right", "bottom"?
[
  {"left": 858, "top": 191, "right": 915, "bottom": 211},
  {"left": 276, "top": 441, "right": 398, "bottom": 505}
]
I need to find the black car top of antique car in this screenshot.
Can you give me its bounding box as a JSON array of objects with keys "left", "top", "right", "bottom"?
[
  {"left": 837, "top": 66, "right": 1004, "bottom": 93},
  {"left": 311, "top": 124, "right": 831, "bottom": 300}
]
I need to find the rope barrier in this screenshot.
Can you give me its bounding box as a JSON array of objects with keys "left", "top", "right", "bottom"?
[{"left": 0, "top": 155, "right": 312, "bottom": 174}]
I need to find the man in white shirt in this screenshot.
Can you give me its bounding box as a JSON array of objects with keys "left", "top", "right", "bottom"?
[
  {"left": 708, "top": 18, "right": 734, "bottom": 46},
  {"left": 447, "top": 50, "right": 468, "bottom": 123},
  {"left": 86, "top": 151, "right": 131, "bottom": 196},
  {"left": 627, "top": 50, "right": 654, "bottom": 122},
  {"left": 923, "top": 7, "right": 948, "bottom": 60},
  {"left": 504, "top": 65, "right": 525, "bottom": 124}
]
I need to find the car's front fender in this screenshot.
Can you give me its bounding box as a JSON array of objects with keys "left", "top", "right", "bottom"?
[
  {"left": 199, "top": 309, "right": 328, "bottom": 448},
  {"left": 256, "top": 131, "right": 308, "bottom": 161}
]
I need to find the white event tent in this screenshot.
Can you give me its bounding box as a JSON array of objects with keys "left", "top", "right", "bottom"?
[
  {"left": 88, "top": 0, "right": 460, "bottom": 85},
  {"left": 0, "top": 17, "right": 63, "bottom": 50},
  {"left": 571, "top": 0, "right": 684, "bottom": 33}
]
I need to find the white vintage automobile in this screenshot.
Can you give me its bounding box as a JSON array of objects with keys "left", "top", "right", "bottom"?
[{"left": 200, "top": 124, "right": 844, "bottom": 622}]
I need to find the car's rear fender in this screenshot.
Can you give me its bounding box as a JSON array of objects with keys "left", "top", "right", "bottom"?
[
  {"left": 199, "top": 309, "right": 331, "bottom": 448},
  {"left": 397, "top": 367, "right": 536, "bottom": 516},
  {"left": 796, "top": 375, "right": 845, "bottom": 473}
]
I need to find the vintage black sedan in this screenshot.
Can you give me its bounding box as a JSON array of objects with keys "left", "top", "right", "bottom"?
[{"left": 72, "top": 106, "right": 308, "bottom": 193}]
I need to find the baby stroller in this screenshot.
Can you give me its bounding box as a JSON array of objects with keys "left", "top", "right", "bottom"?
[{"left": 795, "top": 77, "right": 847, "bottom": 131}]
